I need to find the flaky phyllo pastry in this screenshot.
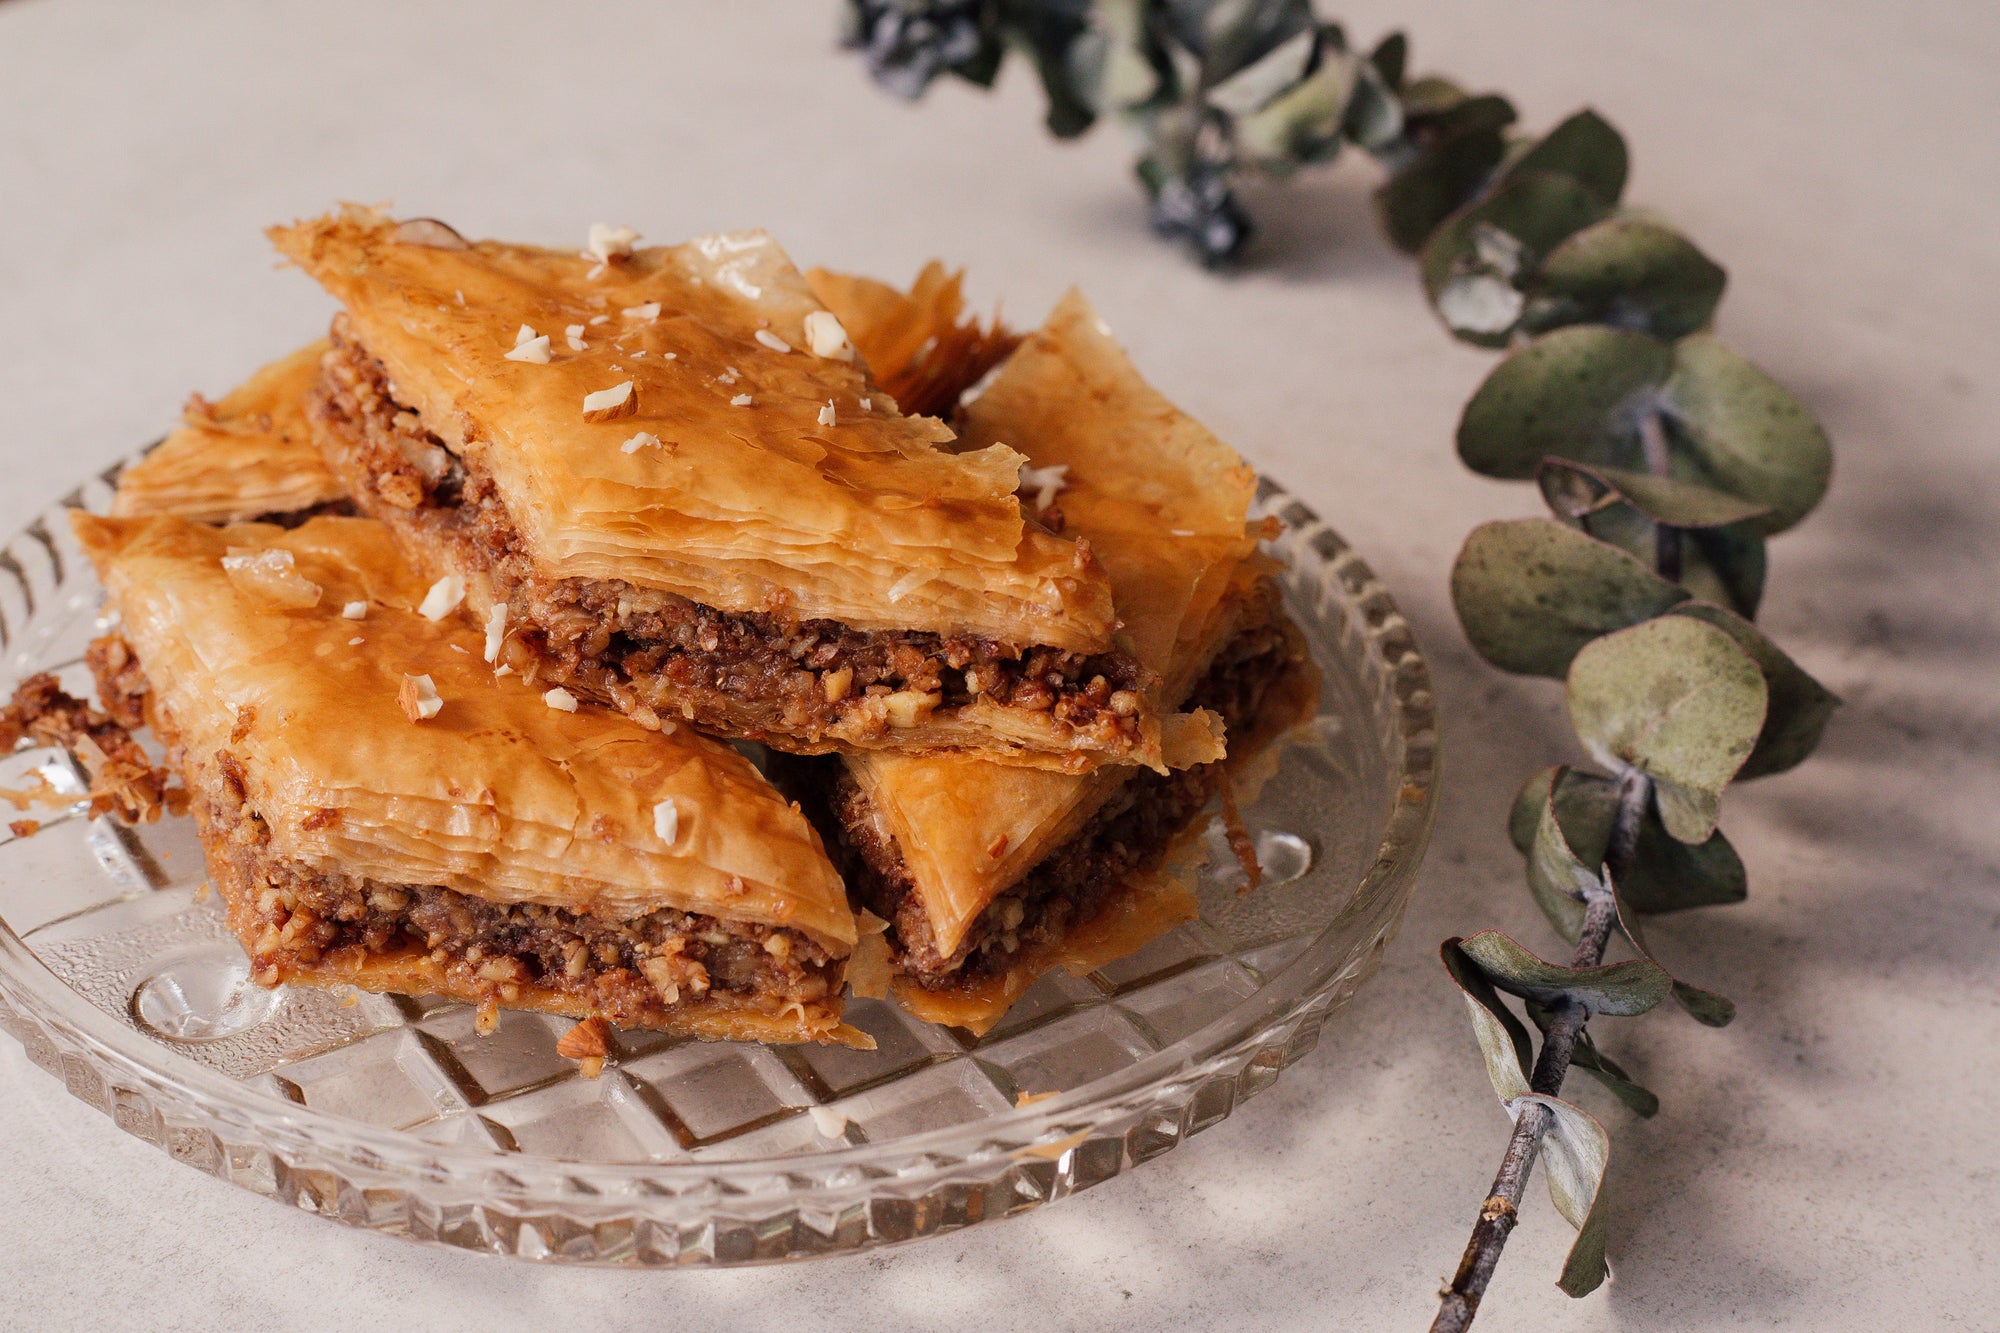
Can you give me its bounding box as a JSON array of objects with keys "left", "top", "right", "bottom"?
[
  {"left": 808, "top": 291, "right": 1315, "bottom": 1033},
  {"left": 71, "top": 511, "right": 867, "bottom": 1046},
  {"left": 111, "top": 341, "right": 347, "bottom": 525},
  {"left": 269, "top": 207, "right": 1182, "bottom": 772}
]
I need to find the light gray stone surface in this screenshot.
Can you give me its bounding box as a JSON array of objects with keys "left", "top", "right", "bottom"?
[{"left": 1, "top": 2, "right": 1994, "bottom": 1328}]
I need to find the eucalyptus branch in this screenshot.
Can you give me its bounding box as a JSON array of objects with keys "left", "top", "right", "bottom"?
[
  {"left": 1432, "top": 770, "right": 1645, "bottom": 1333},
  {"left": 837, "top": 5, "right": 1838, "bottom": 1322}
]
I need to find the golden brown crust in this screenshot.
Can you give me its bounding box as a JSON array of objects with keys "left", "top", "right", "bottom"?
[
  {"left": 70, "top": 511, "right": 858, "bottom": 954},
  {"left": 804, "top": 263, "right": 1021, "bottom": 419},
  {"left": 265, "top": 207, "right": 1116, "bottom": 653},
  {"left": 844, "top": 291, "right": 1267, "bottom": 958},
  {"left": 111, "top": 342, "right": 348, "bottom": 523}
]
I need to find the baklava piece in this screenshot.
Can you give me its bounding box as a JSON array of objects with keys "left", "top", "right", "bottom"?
[
  {"left": 807, "top": 293, "right": 1317, "bottom": 1032},
  {"left": 111, "top": 341, "right": 350, "bottom": 526},
  {"left": 72, "top": 511, "right": 865, "bottom": 1045},
  {"left": 271, "top": 208, "right": 1178, "bottom": 772}
]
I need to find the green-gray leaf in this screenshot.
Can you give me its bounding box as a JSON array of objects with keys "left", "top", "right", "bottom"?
[
  {"left": 1612, "top": 871, "right": 1737, "bottom": 1026},
  {"left": 1341, "top": 54, "right": 1403, "bottom": 149},
  {"left": 1538, "top": 458, "right": 1772, "bottom": 529},
  {"left": 1421, "top": 172, "right": 1611, "bottom": 346},
  {"left": 1565, "top": 616, "right": 1769, "bottom": 842},
  {"left": 1527, "top": 1092, "right": 1613, "bottom": 1296},
  {"left": 1366, "top": 30, "right": 1406, "bottom": 91},
  {"left": 1526, "top": 215, "right": 1726, "bottom": 340},
  {"left": 1510, "top": 766, "right": 1748, "bottom": 920},
  {"left": 1458, "top": 930, "right": 1672, "bottom": 1016},
  {"left": 1375, "top": 126, "right": 1509, "bottom": 253},
  {"left": 1441, "top": 937, "right": 1534, "bottom": 1093},
  {"left": 1525, "top": 769, "right": 1598, "bottom": 940},
  {"left": 1236, "top": 55, "right": 1354, "bottom": 168},
  {"left": 1205, "top": 25, "right": 1317, "bottom": 118},
  {"left": 1661, "top": 335, "right": 1833, "bottom": 534},
  {"left": 1666, "top": 603, "right": 1841, "bottom": 778},
  {"left": 1457, "top": 326, "right": 1674, "bottom": 479},
  {"left": 1494, "top": 108, "right": 1628, "bottom": 206},
  {"left": 1556, "top": 500, "right": 1768, "bottom": 620},
  {"left": 1451, "top": 519, "right": 1688, "bottom": 677}
]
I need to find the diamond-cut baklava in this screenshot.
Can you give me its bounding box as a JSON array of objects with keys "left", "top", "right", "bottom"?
[
  {"left": 803, "top": 291, "right": 1316, "bottom": 1032},
  {"left": 72, "top": 511, "right": 865, "bottom": 1045},
  {"left": 270, "top": 208, "right": 1177, "bottom": 772},
  {"left": 111, "top": 340, "right": 348, "bottom": 526}
]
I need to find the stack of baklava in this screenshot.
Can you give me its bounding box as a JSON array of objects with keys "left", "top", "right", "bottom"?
[{"left": 50, "top": 207, "right": 1311, "bottom": 1045}]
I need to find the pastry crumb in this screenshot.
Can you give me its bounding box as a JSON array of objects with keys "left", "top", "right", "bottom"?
[
  {"left": 542, "top": 687, "right": 579, "bottom": 713},
  {"left": 808, "top": 1105, "right": 849, "bottom": 1137},
  {"left": 653, "top": 797, "right": 679, "bottom": 846},
  {"left": 753, "top": 328, "right": 792, "bottom": 354}
]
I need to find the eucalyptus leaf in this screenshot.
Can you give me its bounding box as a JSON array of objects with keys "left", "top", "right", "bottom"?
[
  {"left": 1666, "top": 602, "right": 1841, "bottom": 778},
  {"left": 1558, "top": 500, "right": 1767, "bottom": 620},
  {"left": 1367, "top": 29, "right": 1407, "bottom": 90},
  {"left": 1451, "top": 519, "right": 1688, "bottom": 677},
  {"left": 1494, "top": 108, "right": 1629, "bottom": 206},
  {"left": 1442, "top": 937, "right": 1534, "bottom": 1094},
  {"left": 1457, "top": 326, "right": 1674, "bottom": 479},
  {"left": 1341, "top": 54, "right": 1403, "bottom": 149},
  {"left": 1205, "top": 24, "right": 1317, "bottom": 117},
  {"left": 1236, "top": 56, "right": 1354, "bottom": 168},
  {"left": 1510, "top": 766, "right": 1748, "bottom": 919},
  {"left": 1568, "top": 1032, "right": 1660, "bottom": 1118},
  {"left": 1538, "top": 458, "right": 1771, "bottom": 529},
  {"left": 1525, "top": 769, "right": 1598, "bottom": 940},
  {"left": 1527, "top": 215, "right": 1726, "bottom": 340},
  {"left": 1565, "top": 616, "right": 1769, "bottom": 843},
  {"left": 1520, "top": 1091, "right": 1613, "bottom": 1296},
  {"left": 1396, "top": 74, "right": 1467, "bottom": 119},
  {"left": 1421, "top": 172, "right": 1611, "bottom": 346},
  {"left": 1458, "top": 930, "right": 1672, "bottom": 1016},
  {"left": 1375, "top": 125, "right": 1509, "bottom": 253},
  {"left": 1612, "top": 871, "right": 1737, "bottom": 1026},
  {"left": 1661, "top": 335, "right": 1833, "bottom": 534},
  {"left": 1197, "top": 0, "right": 1315, "bottom": 85},
  {"left": 1682, "top": 523, "right": 1768, "bottom": 621}
]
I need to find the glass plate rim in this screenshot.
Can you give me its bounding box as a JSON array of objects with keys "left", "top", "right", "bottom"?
[{"left": 0, "top": 455, "right": 1440, "bottom": 1234}]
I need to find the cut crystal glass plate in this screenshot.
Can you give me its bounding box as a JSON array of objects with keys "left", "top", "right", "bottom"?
[{"left": 0, "top": 461, "right": 1438, "bottom": 1265}]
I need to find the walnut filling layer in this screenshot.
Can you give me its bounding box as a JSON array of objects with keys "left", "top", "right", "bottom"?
[
  {"left": 197, "top": 754, "right": 839, "bottom": 1026},
  {"left": 84, "top": 640, "right": 840, "bottom": 1028},
  {"left": 826, "top": 584, "right": 1303, "bottom": 987},
  {"left": 307, "top": 319, "right": 1146, "bottom": 754}
]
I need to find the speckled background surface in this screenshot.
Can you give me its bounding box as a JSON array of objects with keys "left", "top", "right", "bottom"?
[{"left": 1, "top": 2, "right": 1995, "bottom": 1328}]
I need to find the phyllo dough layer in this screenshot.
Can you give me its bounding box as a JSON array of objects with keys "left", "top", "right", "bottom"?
[
  {"left": 73, "top": 511, "right": 864, "bottom": 1044},
  {"left": 819, "top": 291, "right": 1317, "bottom": 1029},
  {"left": 111, "top": 341, "right": 348, "bottom": 525},
  {"left": 271, "top": 207, "right": 1171, "bottom": 770}
]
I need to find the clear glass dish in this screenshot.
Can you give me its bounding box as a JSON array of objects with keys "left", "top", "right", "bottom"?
[{"left": 0, "top": 460, "right": 1438, "bottom": 1266}]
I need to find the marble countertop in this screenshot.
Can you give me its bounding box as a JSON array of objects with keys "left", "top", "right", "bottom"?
[{"left": 2, "top": 2, "right": 1994, "bottom": 1328}]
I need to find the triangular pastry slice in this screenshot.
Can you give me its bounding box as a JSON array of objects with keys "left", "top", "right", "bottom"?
[
  {"left": 806, "top": 290, "right": 1317, "bottom": 1033},
  {"left": 270, "top": 208, "right": 1171, "bottom": 772},
  {"left": 73, "top": 511, "right": 866, "bottom": 1046}
]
